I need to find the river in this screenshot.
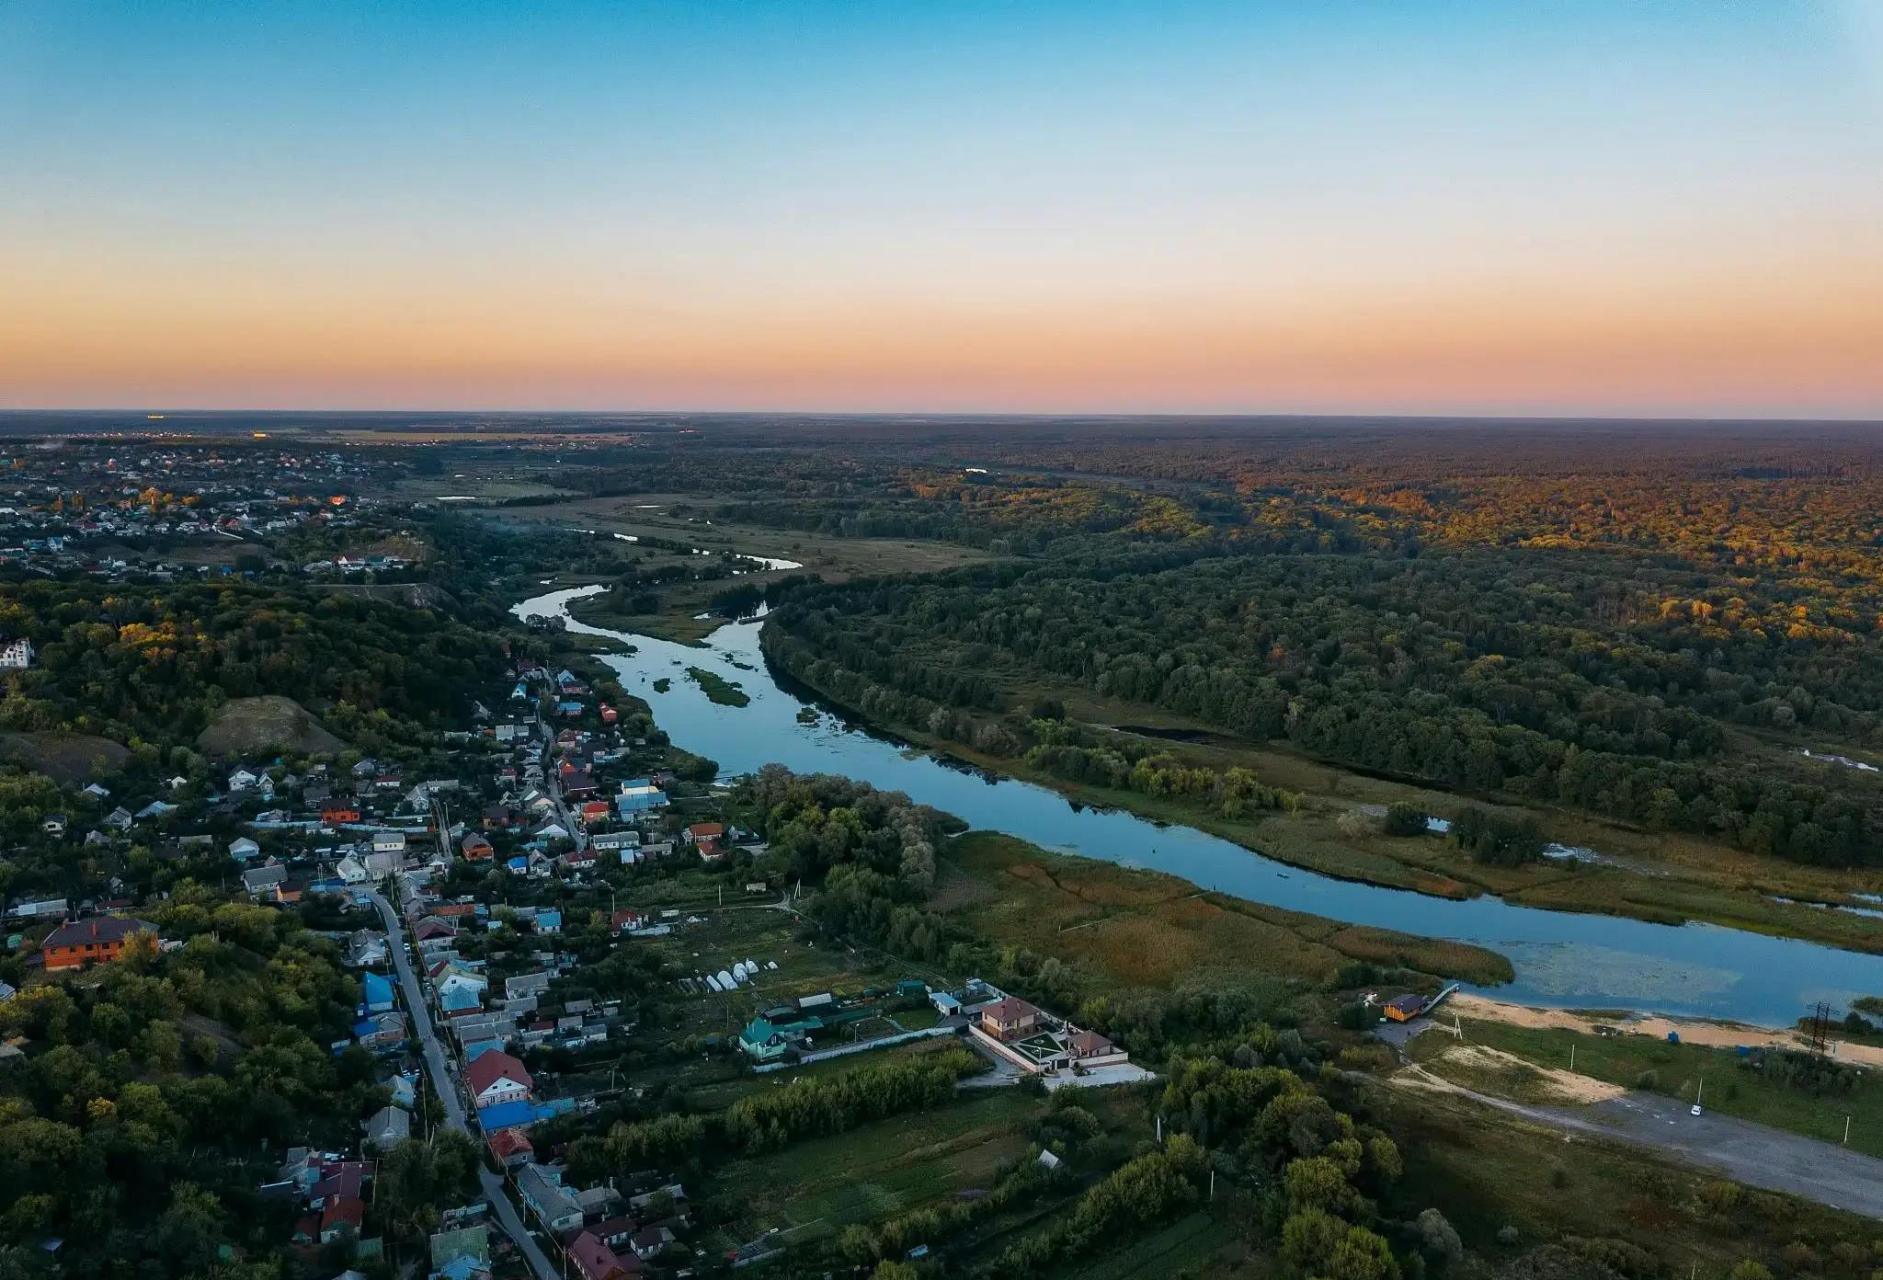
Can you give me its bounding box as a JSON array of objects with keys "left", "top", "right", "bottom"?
[{"left": 515, "top": 585, "right": 1883, "bottom": 1027}]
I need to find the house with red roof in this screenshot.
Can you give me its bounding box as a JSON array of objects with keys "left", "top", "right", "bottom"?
[
  {"left": 567, "top": 1230, "right": 636, "bottom": 1280},
  {"left": 487, "top": 1126, "right": 535, "bottom": 1169},
  {"left": 465, "top": 1050, "right": 533, "bottom": 1109},
  {"left": 319, "top": 1194, "right": 365, "bottom": 1244}
]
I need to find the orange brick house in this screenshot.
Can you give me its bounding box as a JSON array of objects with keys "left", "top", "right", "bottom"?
[{"left": 42, "top": 917, "right": 158, "bottom": 970}]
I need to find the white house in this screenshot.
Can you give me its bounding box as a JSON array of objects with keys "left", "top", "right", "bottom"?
[
  {"left": 227, "top": 768, "right": 262, "bottom": 792},
  {"left": 336, "top": 853, "right": 371, "bottom": 884},
  {"left": 0, "top": 637, "right": 33, "bottom": 669},
  {"left": 465, "top": 1050, "right": 533, "bottom": 1109},
  {"left": 372, "top": 830, "right": 407, "bottom": 856},
  {"left": 228, "top": 836, "right": 261, "bottom": 862}
]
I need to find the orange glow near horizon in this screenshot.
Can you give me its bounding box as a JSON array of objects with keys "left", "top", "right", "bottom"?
[{"left": 5, "top": 1, "right": 1882, "bottom": 417}]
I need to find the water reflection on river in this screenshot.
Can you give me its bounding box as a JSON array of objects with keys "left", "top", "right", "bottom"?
[{"left": 514, "top": 586, "right": 1883, "bottom": 1027}]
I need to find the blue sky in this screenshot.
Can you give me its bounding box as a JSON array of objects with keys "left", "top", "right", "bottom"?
[{"left": 3, "top": 1, "right": 1879, "bottom": 414}]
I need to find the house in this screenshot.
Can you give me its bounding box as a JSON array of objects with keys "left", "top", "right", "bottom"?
[
  {"left": 227, "top": 768, "right": 262, "bottom": 793},
  {"left": 486, "top": 1127, "right": 535, "bottom": 1169},
  {"left": 591, "top": 830, "right": 639, "bottom": 853},
  {"left": 336, "top": 854, "right": 371, "bottom": 884},
  {"left": 242, "top": 861, "right": 289, "bottom": 897},
  {"left": 355, "top": 1011, "right": 407, "bottom": 1052},
  {"left": 1382, "top": 994, "right": 1426, "bottom": 1023},
  {"left": 465, "top": 1050, "right": 533, "bottom": 1109},
  {"left": 371, "top": 831, "right": 407, "bottom": 857},
  {"left": 682, "top": 822, "right": 724, "bottom": 846},
  {"left": 40, "top": 814, "right": 66, "bottom": 837},
  {"left": 629, "top": 1226, "right": 674, "bottom": 1261},
  {"left": 439, "top": 986, "right": 483, "bottom": 1018},
  {"left": 613, "top": 780, "right": 667, "bottom": 819},
  {"left": 0, "top": 636, "right": 34, "bottom": 669},
  {"left": 505, "top": 971, "right": 552, "bottom": 1001},
  {"left": 429, "top": 1224, "right": 491, "bottom": 1280},
  {"left": 134, "top": 800, "right": 177, "bottom": 821},
  {"left": 516, "top": 1163, "right": 584, "bottom": 1235},
  {"left": 101, "top": 806, "right": 133, "bottom": 831},
  {"left": 229, "top": 836, "right": 261, "bottom": 862},
  {"left": 568, "top": 1231, "right": 633, "bottom": 1280},
  {"left": 321, "top": 806, "right": 362, "bottom": 825},
  {"left": 319, "top": 1195, "right": 365, "bottom": 1244},
  {"left": 363, "top": 1105, "right": 410, "bottom": 1152},
  {"left": 345, "top": 929, "right": 389, "bottom": 968},
  {"left": 41, "top": 917, "right": 157, "bottom": 970},
  {"left": 362, "top": 971, "right": 396, "bottom": 1013},
  {"left": 979, "top": 996, "right": 1045, "bottom": 1042},
  {"left": 81, "top": 782, "right": 110, "bottom": 801},
  {"left": 459, "top": 832, "right": 494, "bottom": 861}
]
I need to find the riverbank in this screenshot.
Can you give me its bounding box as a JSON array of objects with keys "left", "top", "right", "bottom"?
[
  {"left": 1449, "top": 994, "right": 1883, "bottom": 1069},
  {"left": 941, "top": 830, "right": 1513, "bottom": 988},
  {"left": 763, "top": 636, "right": 1883, "bottom": 959},
  {"left": 1422, "top": 995, "right": 1883, "bottom": 1160},
  {"left": 513, "top": 584, "right": 1883, "bottom": 1026}
]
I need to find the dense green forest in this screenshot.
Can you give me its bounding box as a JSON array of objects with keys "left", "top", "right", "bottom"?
[
  {"left": 0, "top": 580, "right": 502, "bottom": 754},
  {"left": 0, "top": 891, "right": 376, "bottom": 1277},
  {"left": 766, "top": 546, "right": 1883, "bottom": 866}
]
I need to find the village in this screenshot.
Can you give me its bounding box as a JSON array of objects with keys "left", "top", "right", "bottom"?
[{"left": 0, "top": 637, "right": 1149, "bottom": 1280}]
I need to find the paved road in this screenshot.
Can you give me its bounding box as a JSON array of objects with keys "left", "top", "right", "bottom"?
[
  {"left": 371, "top": 892, "right": 560, "bottom": 1280},
  {"left": 1424, "top": 1075, "right": 1883, "bottom": 1220},
  {"left": 533, "top": 709, "right": 587, "bottom": 854}
]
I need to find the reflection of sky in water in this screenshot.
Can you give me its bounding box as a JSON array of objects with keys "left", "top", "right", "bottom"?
[
  {"left": 516, "top": 585, "right": 1883, "bottom": 1028},
  {"left": 1494, "top": 943, "right": 1738, "bottom": 1005}
]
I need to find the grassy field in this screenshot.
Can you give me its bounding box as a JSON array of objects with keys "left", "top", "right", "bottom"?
[
  {"left": 1046, "top": 1211, "right": 1248, "bottom": 1280},
  {"left": 940, "top": 831, "right": 1512, "bottom": 990},
  {"left": 1417, "top": 1018, "right": 1883, "bottom": 1158},
  {"left": 709, "top": 1090, "right": 1041, "bottom": 1245},
  {"left": 1373, "top": 1083, "right": 1882, "bottom": 1276}
]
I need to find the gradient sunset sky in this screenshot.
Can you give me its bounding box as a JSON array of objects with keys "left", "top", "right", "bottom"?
[{"left": 4, "top": 1, "right": 1881, "bottom": 416}]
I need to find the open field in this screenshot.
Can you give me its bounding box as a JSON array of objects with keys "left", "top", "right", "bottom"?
[
  {"left": 708, "top": 1090, "right": 1040, "bottom": 1245},
  {"left": 1410, "top": 1012, "right": 1883, "bottom": 1158},
  {"left": 1372, "top": 1083, "right": 1883, "bottom": 1271},
  {"left": 940, "top": 831, "right": 1513, "bottom": 989},
  {"left": 1047, "top": 1210, "right": 1248, "bottom": 1280}
]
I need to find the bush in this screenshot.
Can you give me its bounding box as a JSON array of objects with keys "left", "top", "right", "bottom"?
[{"left": 1383, "top": 802, "right": 1430, "bottom": 837}]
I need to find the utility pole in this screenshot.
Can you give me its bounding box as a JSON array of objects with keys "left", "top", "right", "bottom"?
[
  {"left": 1844, "top": 1115, "right": 1852, "bottom": 1146},
  {"left": 1569, "top": 1044, "right": 1576, "bottom": 1073}
]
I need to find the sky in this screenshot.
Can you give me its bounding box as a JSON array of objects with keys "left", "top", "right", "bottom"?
[{"left": 3, "top": 1, "right": 1881, "bottom": 417}]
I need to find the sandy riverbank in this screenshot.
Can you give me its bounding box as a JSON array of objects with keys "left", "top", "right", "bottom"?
[{"left": 1448, "top": 994, "right": 1883, "bottom": 1068}]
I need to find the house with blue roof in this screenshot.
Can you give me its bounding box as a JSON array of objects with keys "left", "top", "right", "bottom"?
[
  {"left": 440, "top": 986, "right": 483, "bottom": 1017},
  {"left": 362, "top": 972, "right": 395, "bottom": 1014},
  {"left": 614, "top": 778, "right": 669, "bottom": 818},
  {"left": 532, "top": 908, "right": 561, "bottom": 935}
]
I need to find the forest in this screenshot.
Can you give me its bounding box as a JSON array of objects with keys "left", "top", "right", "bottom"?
[{"left": 725, "top": 421, "right": 1883, "bottom": 870}]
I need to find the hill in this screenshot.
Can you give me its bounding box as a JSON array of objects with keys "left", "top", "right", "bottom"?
[
  {"left": 0, "top": 731, "right": 131, "bottom": 784},
  {"left": 196, "top": 696, "right": 345, "bottom": 758}
]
